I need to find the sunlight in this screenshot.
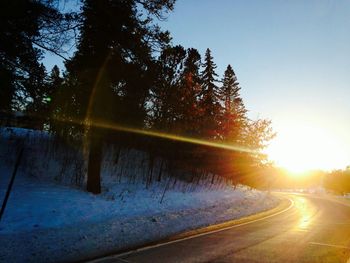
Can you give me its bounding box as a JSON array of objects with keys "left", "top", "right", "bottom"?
[
  {"left": 294, "top": 197, "right": 315, "bottom": 230},
  {"left": 265, "top": 121, "right": 348, "bottom": 173},
  {"left": 57, "top": 116, "right": 259, "bottom": 154}
]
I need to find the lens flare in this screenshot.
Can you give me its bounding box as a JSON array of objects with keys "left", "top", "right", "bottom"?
[{"left": 88, "top": 119, "right": 258, "bottom": 154}]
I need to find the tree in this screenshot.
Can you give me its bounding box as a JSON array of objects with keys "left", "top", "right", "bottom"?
[
  {"left": 46, "top": 65, "right": 63, "bottom": 128},
  {"left": 324, "top": 169, "right": 350, "bottom": 194},
  {"left": 177, "top": 48, "right": 202, "bottom": 136},
  {"left": 218, "top": 64, "right": 247, "bottom": 142},
  {"left": 54, "top": 0, "right": 175, "bottom": 194},
  {"left": 151, "top": 46, "right": 203, "bottom": 136},
  {"left": 0, "top": 67, "right": 15, "bottom": 113},
  {"left": 199, "top": 48, "right": 221, "bottom": 139},
  {"left": 0, "top": 0, "right": 77, "bottom": 113},
  {"left": 23, "top": 62, "right": 48, "bottom": 123},
  {"left": 150, "top": 45, "right": 186, "bottom": 131}
]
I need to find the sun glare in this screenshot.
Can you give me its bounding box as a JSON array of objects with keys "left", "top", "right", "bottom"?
[{"left": 266, "top": 122, "right": 348, "bottom": 174}]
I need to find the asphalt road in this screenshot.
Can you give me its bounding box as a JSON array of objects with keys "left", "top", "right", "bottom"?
[{"left": 92, "top": 194, "right": 350, "bottom": 263}]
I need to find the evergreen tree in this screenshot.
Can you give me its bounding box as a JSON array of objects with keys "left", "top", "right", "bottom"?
[
  {"left": 151, "top": 45, "right": 186, "bottom": 131},
  {"left": 23, "top": 62, "right": 48, "bottom": 116},
  {"left": 177, "top": 48, "right": 202, "bottom": 136},
  {"left": 219, "top": 64, "right": 247, "bottom": 142},
  {"left": 46, "top": 65, "right": 63, "bottom": 128},
  {"left": 55, "top": 0, "right": 175, "bottom": 194},
  {"left": 199, "top": 48, "right": 221, "bottom": 138},
  {"left": 0, "top": 0, "right": 75, "bottom": 114},
  {"left": 20, "top": 64, "right": 63, "bottom": 129},
  {"left": 48, "top": 65, "right": 63, "bottom": 91},
  {"left": 151, "top": 47, "right": 202, "bottom": 137}
]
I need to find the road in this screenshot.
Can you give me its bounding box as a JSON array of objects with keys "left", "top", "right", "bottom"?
[{"left": 91, "top": 194, "right": 350, "bottom": 263}]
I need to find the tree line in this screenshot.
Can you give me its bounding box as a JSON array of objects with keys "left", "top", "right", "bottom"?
[
  {"left": 324, "top": 168, "right": 350, "bottom": 195},
  {"left": 1, "top": 0, "right": 274, "bottom": 194}
]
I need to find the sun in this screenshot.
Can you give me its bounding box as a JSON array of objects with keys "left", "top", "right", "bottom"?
[{"left": 265, "top": 122, "right": 348, "bottom": 174}]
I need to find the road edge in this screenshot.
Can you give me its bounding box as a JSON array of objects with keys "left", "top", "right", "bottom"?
[
  {"left": 87, "top": 194, "right": 292, "bottom": 263},
  {"left": 165, "top": 194, "right": 291, "bottom": 242}
]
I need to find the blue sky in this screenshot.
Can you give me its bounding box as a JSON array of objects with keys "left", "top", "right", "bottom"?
[
  {"left": 160, "top": 0, "right": 349, "bottom": 118},
  {"left": 44, "top": 0, "right": 350, "bottom": 170},
  {"left": 158, "top": 0, "right": 350, "bottom": 170}
]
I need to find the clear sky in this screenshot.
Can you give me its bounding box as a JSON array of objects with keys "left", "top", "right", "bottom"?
[
  {"left": 44, "top": 0, "right": 350, "bottom": 171},
  {"left": 158, "top": 0, "right": 350, "bottom": 171}
]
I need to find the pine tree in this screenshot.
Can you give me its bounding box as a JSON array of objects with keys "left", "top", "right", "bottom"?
[
  {"left": 199, "top": 48, "right": 221, "bottom": 139},
  {"left": 219, "top": 64, "right": 247, "bottom": 142},
  {"left": 151, "top": 45, "right": 186, "bottom": 131},
  {"left": 56, "top": 0, "right": 175, "bottom": 194},
  {"left": 48, "top": 66, "right": 62, "bottom": 91},
  {"left": 177, "top": 48, "right": 202, "bottom": 136},
  {"left": 152, "top": 47, "right": 202, "bottom": 137},
  {"left": 0, "top": 0, "right": 75, "bottom": 114},
  {"left": 47, "top": 65, "right": 63, "bottom": 129},
  {"left": 23, "top": 62, "right": 48, "bottom": 117},
  {"left": 23, "top": 63, "right": 62, "bottom": 129}
]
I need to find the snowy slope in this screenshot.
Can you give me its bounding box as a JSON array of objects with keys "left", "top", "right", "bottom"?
[
  {"left": 0, "top": 175, "right": 278, "bottom": 263},
  {"left": 0, "top": 128, "right": 279, "bottom": 262}
]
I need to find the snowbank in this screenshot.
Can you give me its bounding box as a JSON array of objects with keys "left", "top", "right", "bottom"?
[
  {"left": 0, "top": 128, "right": 279, "bottom": 262},
  {"left": 0, "top": 175, "right": 278, "bottom": 263}
]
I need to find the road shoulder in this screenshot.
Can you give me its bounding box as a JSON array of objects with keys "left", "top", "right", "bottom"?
[{"left": 88, "top": 194, "right": 291, "bottom": 263}]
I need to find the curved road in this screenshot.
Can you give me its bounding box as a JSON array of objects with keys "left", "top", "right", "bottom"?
[{"left": 92, "top": 194, "right": 350, "bottom": 263}]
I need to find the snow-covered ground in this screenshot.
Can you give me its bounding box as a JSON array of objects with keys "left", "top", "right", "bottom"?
[
  {"left": 0, "top": 128, "right": 279, "bottom": 262},
  {"left": 275, "top": 187, "right": 326, "bottom": 195}
]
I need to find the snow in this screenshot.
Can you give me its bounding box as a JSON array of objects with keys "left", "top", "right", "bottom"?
[
  {"left": 0, "top": 127, "right": 279, "bottom": 262},
  {"left": 275, "top": 187, "right": 326, "bottom": 195}
]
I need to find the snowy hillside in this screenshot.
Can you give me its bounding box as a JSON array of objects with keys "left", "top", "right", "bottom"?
[{"left": 0, "top": 128, "right": 279, "bottom": 262}]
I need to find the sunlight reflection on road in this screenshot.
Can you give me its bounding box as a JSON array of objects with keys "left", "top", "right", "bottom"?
[{"left": 293, "top": 196, "right": 315, "bottom": 230}]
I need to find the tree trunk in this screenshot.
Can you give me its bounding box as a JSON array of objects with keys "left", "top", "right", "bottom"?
[
  {"left": 87, "top": 132, "right": 102, "bottom": 194},
  {"left": 146, "top": 154, "right": 154, "bottom": 188},
  {"left": 157, "top": 160, "right": 164, "bottom": 182}
]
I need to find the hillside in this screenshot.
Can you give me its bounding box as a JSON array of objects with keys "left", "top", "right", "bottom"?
[{"left": 0, "top": 128, "right": 278, "bottom": 262}]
